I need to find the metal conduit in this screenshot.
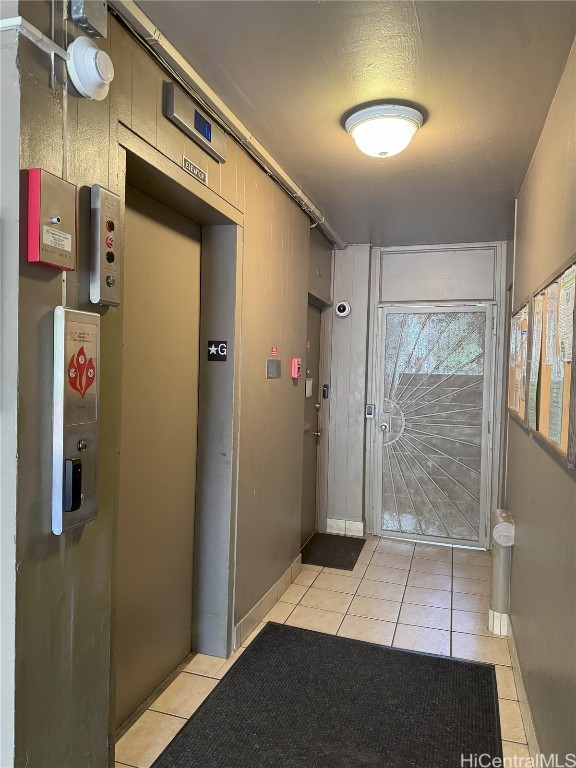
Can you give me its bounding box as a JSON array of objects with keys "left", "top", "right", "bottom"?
[{"left": 109, "top": 0, "right": 347, "bottom": 250}]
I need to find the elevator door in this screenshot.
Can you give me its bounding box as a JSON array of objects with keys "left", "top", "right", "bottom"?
[{"left": 115, "top": 187, "right": 201, "bottom": 725}]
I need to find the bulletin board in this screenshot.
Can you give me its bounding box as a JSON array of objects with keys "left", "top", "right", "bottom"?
[
  {"left": 532, "top": 263, "right": 576, "bottom": 461},
  {"left": 508, "top": 303, "right": 529, "bottom": 423}
]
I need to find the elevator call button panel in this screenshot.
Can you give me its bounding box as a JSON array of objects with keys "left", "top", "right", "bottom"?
[
  {"left": 90, "top": 185, "right": 122, "bottom": 306},
  {"left": 52, "top": 307, "right": 100, "bottom": 535}
]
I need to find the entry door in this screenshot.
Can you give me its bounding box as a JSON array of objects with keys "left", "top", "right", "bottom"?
[
  {"left": 301, "top": 304, "right": 322, "bottom": 546},
  {"left": 115, "top": 187, "right": 201, "bottom": 725},
  {"left": 370, "top": 304, "right": 494, "bottom": 547}
]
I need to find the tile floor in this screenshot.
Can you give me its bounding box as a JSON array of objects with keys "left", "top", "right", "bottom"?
[{"left": 115, "top": 536, "right": 531, "bottom": 768}]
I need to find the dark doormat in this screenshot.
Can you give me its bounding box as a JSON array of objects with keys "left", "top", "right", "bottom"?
[
  {"left": 301, "top": 532, "right": 366, "bottom": 570},
  {"left": 152, "top": 623, "right": 502, "bottom": 768}
]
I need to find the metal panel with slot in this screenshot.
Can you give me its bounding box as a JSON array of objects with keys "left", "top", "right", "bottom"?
[{"left": 52, "top": 307, "right": 100, "bottom": 534}]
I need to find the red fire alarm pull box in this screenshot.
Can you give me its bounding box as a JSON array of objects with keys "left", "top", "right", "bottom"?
[
  {"left": 291, "top": 357, "right": 302, "bottom": 379},
  {"left": 27, "top": 168, "right": 77, "bottom": 271}
]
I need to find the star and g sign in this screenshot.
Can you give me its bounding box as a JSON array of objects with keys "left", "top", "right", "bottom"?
[{"left": 207, "top": 340, "right": 227, "bottom": 361}]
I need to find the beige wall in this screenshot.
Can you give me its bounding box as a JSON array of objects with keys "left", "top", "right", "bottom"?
[
  {"left": 309, "top": 229, "right": 333, "bottom": 305},
  {"left": 506, "top": 38, "right": 576, "bottom": 758},
  {"left": 13, "top": 4, "right": 309, "bottom": 765}
]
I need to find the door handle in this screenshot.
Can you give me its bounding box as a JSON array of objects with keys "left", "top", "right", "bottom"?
[
  {"left": 380, "top": 423, "right": 389, "bottom": 432},
  {"left": 312, "top": 430, "right": 322, "bottom": 439}
]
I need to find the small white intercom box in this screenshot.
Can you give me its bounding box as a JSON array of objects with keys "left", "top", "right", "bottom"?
[
  {"left": 52, "top": 307, "right": 100, "bottom": 535},
  {"left": 91, "top": 185, "right": 122, "bottom": 306}
]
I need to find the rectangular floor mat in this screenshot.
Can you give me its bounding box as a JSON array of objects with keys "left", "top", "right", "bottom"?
[
  {"left": 301, "top": 532, "right": 366, "bottom": 570},
  {"left": 152, "top": 622, "right": 502, "bottom": 768}
]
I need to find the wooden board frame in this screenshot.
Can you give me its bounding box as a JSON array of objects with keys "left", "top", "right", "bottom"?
[
  {"left": 507, "top": 300, "right": 530, "bottom": 428},
  {"left": 516, "top": 253, "right": 576, "bottom": 469}
]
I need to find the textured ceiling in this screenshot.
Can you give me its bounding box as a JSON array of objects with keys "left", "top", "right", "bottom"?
[{"left": 137, "top": 1, "right": 576, "bottom": 247}]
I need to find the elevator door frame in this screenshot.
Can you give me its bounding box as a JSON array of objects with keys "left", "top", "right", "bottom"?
[{"left": 110, "top": 128, "right": 244, "bottom": 731}]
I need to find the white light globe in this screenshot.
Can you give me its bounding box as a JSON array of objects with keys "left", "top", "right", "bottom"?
[{"left": 345, "top": 105, "right": 423, "bottom": 158}]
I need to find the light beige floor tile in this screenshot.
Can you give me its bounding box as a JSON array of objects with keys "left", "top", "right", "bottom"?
[
  {"left": 263, "top": 601, "right": 296, "bottom": 624},
  {"left": 293, "top": 569, "right": 319, "bottom": 587},
  {"left": 403, "top": 586, "right": 452, "bottom": 609},
  {"left": 312, "top": 572, "right": 360, "bottom": 594},
  {"left": 375, "top": 540, "right": 415, "bottom": 556},
  {"left": 393, "top": 623, "right": 450, "bottom": 656},
  {"left": 279, "top": 583, "right": 308, "bottom": 604},
  {"left": 364, "top": 564, "right": 409, "bottom": 586},
  {"left": 184, "top": 653, "right": 226, "bottom": 678},
  {"left": 356, "top": 578, "right": 405, "bottom": 603},
  {"left": 361, "top": 537, "right": 379, "bottom": 552},
  {"left": 348, "top": 595, "right": 401, "bottom": 622},
  {"left": 453, "top": 549, "right": 491, "bottom": 567},
  {"left": 398, "top": 602, "right": 451, "bottom": 631},
  {"left": 300, "top": 562, "right": 323, "bottom": 572},
  {"left": 499, "top": 699, "right": 527, "bottom": 743},
  {"left": 115, "top": 710, "right": 186, "bottom": 768},
  {"left": 337, "top": 614, "right": 396, "bottom": 646},
  {"left": 452, "top": 632, "right": 511, "bottom": 666},
  {"left": 150, "top": 673, "right": 217, "bottom": 719},
  {"left": 495, "top": 665, "right": 518, "bottom": 700},
  {"left": 357, "top": 549, "right": 374, "bottom": 565},
  {"left": 452, "top": 591, "right": 490, "bottom": 613},
  {"left": 242, "top": 622, "right": 267, "bottom": 647},
  {"left": 322, "top": 561, "right": 368, "bottom": 579},
  {"left": 369, "top": 552, "right": 413, "bottom": 570},
  {"left": 452, "top": 609, "right": 493, "bottom": 637},
  {"left": 407, "top": 570, "right": 452, "bottom": 592},
  {"left": 410, "top": 557, "right": 452, "bottom": 576},
  {"left": 285, "top": 605, "right": 344, "bottom": 635},
  {"left": 215, "top": 647, "right": 245, "bottom": 679},
  {"left": 300, "top": 586, "right": 354, "bottom": 613},
  {"left": 453, "top": 576, "right": 491, "bottom": 596},
  {"left": 453, "top": 563, "right": 491, "bottom": 581},
  {"left": 502, "top": 741, "right": 531, "bottom": 763},
  {"left": 414, "top": 544, "right": 452, "bottom": 562}
]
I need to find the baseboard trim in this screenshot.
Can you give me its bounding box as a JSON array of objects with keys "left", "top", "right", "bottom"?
[
  {"left": 325, "top": 518, "right": 364, "bottom": 537},
  {"left": 233, "top": 554, "right": 302, "bottom": 650},
  {"left": 508, "top": 619, "right": 541, "bottom": 760}
]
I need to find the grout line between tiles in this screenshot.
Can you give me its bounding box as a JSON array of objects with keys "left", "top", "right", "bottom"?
[
  {"left": 182, "top": 669, "right": 221, "bottom": 680},
  {"left": 391, "top": 539, "right": 417, "bottom": 647},
  {"left": 147, "top": 708, "right": 188, "bottom": 721}
]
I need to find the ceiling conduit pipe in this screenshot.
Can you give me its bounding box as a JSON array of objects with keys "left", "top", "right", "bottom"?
[{"left": 109, "top": 0, "right": 346, "bottom": 249}]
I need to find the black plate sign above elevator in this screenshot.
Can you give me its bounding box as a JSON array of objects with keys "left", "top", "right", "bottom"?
[{"left": 208, "top": 341, "right": 227, "bottom": 361}]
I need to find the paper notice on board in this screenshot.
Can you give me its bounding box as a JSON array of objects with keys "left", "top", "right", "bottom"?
[
  {"left": 548, "top": 356, "right": 564, "bottom": 445},
  {"left": 509, "top": 318, "right": 517, "bottom": 367},
  {"left": 528, "top": 294, "right": 544, "bottom": 430},
  {"left": 559, "top": 265, "right": 575, "bottom": 362},
  {"left": 514, "top": 367, "right": 521, "bottom": 411},
  {"left": 520, "top": 307, "right": 528, "bottom": 400},
  {"left": 545, "top": 282, "right": 559, "bottom": 365}
]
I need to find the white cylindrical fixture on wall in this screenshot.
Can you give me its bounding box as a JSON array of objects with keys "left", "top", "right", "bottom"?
[{"left": 489, "top": 508, "right": 515, "bottom": 636}]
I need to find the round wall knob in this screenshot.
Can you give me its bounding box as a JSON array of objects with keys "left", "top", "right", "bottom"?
[{"left": 67, "top": 36, "right": 115, "bottom": 101}]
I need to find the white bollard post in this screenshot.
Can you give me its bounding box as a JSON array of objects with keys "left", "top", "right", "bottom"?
[{"left": 489, "top": 508, "right": 515, "bottom": 636}]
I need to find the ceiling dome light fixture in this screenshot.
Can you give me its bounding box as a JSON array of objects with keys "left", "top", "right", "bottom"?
[{"left": 345, "top": 104, "right": 424, "bottom": 158}]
